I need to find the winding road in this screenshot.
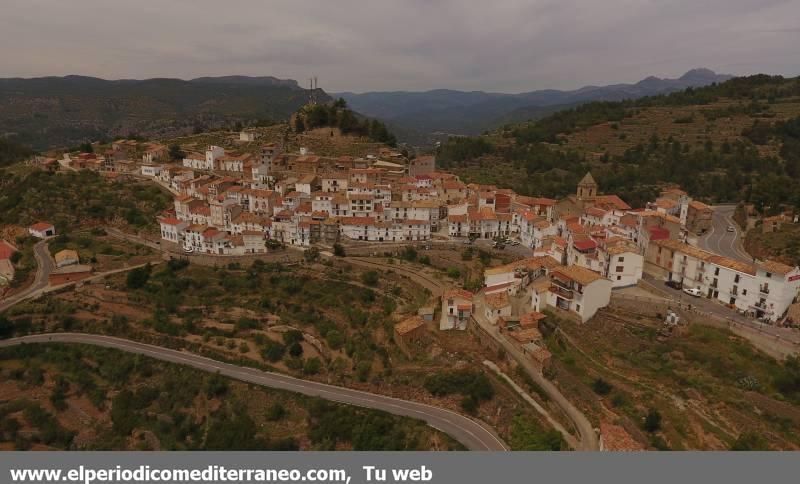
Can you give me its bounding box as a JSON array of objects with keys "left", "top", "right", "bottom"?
[
  {"left": 0, "top": 240, "right": 54, "bottom": 312},
  {"left": 472, "top": 295, "right": 599, "bottom": 450},
  {"left": 0, "top": 333, "right": 507, "bottom": 451},
  {"left": 338, "top": 256, "right": 597, "bottom": 450},
  {"left": 697, "top": 205, "right": 753, "bottom": 263}
]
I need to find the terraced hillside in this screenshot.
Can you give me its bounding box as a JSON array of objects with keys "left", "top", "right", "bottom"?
[{"left": 437, "top": 75, "right": 800, "bottom": 210}]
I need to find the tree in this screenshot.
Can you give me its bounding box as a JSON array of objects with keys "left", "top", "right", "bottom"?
[
  {"left": 262, "top": 340, "right": 286, "bottom": 362},
  {"left": 325, "top": 330, "right": 344, "bottom": 350},
  {"left": 643, "top": 408, "right": 662, "bottom": 433},
  {"left": 79, "top": 142, "right": 93, "bottom": 153},
  {"left": 168, "top": 144, "right": 185, "bottom": 161},
  {"left": 0, "top": 316, "right": 13, "bottom": 339},
  {"left": 303, "top": 357, "right": 322, "bottom": 375},
  {"left": 361, "top": 270, "right": 379, "bottom": 286},
  {"left": 592, "top": 378, "right": 613, "bottom": 395},
  {"left": 294, "top": 116, "right": 305, "bottom": 133},
  {"left": 266, "top": 403, "right": 287, "bottom": 421},
  {"left": 333, "top": 243, "right": 346, "bottom": 257},
  {"left": 125, "top": 264, "right": 151, "bottom": 289},
  {"left": 303, "top": 246, "right": 320, "bottom": 263},
  {"left": 288, "top": 341, "right": 304, "bottom": 358}
]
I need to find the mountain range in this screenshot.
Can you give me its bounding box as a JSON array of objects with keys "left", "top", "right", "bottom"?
[
  {"left": 336, "top": 68, "right": 733, "bottom": 145},
  {"left": 0, "top": 75, "right": 328, "bottom": 150}
]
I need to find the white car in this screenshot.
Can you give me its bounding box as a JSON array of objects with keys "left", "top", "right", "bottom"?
[
  {"left": 683, "top": 287, "right": 702, "bottom": 297},
  {"left": 727, "top": 225, "right": 735, "bottom": 232}
]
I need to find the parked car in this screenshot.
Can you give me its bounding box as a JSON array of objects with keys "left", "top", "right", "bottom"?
[
  {"left": 683, "top": 287, "right": 702, "bottom": 297},
  {"left": 727, "top": 225, "right": 736, "bottom": 232},
  {"left": 511, "top": 240, "right": 520, "bottom": 246},
  {"left": 665, "top": 280, "right": 682, "bottom": 290}
]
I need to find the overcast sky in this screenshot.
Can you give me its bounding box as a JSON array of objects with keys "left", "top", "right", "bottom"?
[{"left": 2, "top": 0, "right": 798, "bottom": 93}]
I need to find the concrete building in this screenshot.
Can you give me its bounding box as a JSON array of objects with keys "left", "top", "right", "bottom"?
[
  {"left": 686, "top": 200, "right": 713, "bottom": 234},
  {"left": 547, "top": 265, "right": 612, "bottom": 322},
  {"left": 440, "top": 289, "right": 474, "bottom": 330},
  {"left": 484, "top": 291, "right": 512, "bottom": 325},
  {"left": 646, "top": 239, "right": 800, "bottom": 322},
  {"left": 602, "top": 242, "right": 643, "bottom": 288},
  {"left": 54, "top": 249, "right": 79, "bottom": 268},
  {"left": 28, "top": 222, "right": 55, "bottom": 239}
]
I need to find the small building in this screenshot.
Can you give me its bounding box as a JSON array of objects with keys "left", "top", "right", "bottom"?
[
  {"left": 394, "top": 315, "right": 427, "bottom": 357},
  {"left": 418, "top": 307, "right": 435, "bottom": 322},
  {"left": 686, "top": 200, "right": 713, "bottom": 234},
  {"left": 29, "top": 222, "right": 56, "bottom": 239},
  {"left": 484, "top": 291, "right": 512, "bottom": 325},
  {"left": 159, "top": 217, "right": 189, "bottom": 243},
  {"left": 141, "top": 164, "right": 163, "bottom": 178},
  {"left": 54, "top": 249, "right": 79, "bottom": 268},
  {"left": 547, "top": 265, "right": 612, "bottom": 322},
  {"left": 48, "top": 264, "right": 93, "bottom": 286},
  {"left": 440, "top": 288, "right": 474, "bottom": 330},
  {"left": 240, "top": 131, "right": 259, "bottom": 142}
]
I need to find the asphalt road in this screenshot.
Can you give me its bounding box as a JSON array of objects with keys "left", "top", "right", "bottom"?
[
  {"left": 697, "top": 205, "right": 753, "bottom": 263},
  {"left": 0, "top": 240, "right": 53, "bottom": 312},
  {"left": 639, "top": 274, "right": 800, "bottom": 352},
  {"left": 0, "top": 333, "right": 508, "bottom": 451}
]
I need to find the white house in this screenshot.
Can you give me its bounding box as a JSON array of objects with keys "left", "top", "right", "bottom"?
[
  {"left": 141, "top": 164, "right": 163, "bottom": 178},
  {"left": 28, "top": 222, "right": 56, "bottom": 239},
  {"left": 602, "top": 242, "right": 643, "bottom": 288},
  {"left": 484, "top": 291, "right": 512, "bottom": 325},
  {"left": 440, "top": 289, "right": 475, "bottom": 330},
  {"left": 159, "top": 217, "right": 188, "bottom": 243},
  {"left": 547, "top": 266, "right": 612, "bottom": 322},
  {"left": 647, "top": 239, "right": 800, "bottom": 322},
  {"left": 240, "top": 131, "right": 259, "bottom": 142}
]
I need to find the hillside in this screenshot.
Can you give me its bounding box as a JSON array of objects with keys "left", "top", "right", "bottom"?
[
  {"left": 0, "top": 75, "right": 330, "bottom": 150},
  {"left": 337, "top": 69, "right": 732, "bottom": 145},
  {"left": 437, "top": 74, "right": 800, "bottom": 210}
]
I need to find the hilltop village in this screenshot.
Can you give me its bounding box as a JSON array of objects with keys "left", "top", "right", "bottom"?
[
  {"left": 26, "top": 130, "right": 800, "bottom": 334},
  {"left": 4, "top": 121, "right": 799, "bottom": 452}
]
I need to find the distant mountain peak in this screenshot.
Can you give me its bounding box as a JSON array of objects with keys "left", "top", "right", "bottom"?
[{"left": 679, "top": 68, "right": 728, "bottom": 82}]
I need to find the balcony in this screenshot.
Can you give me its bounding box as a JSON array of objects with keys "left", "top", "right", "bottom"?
[
  {"left": 549, "top": 285, "right": 574, "bottom": 300},
  {"left": 752, "top": 301, "right": 767, "bottom": 310},
  {"left": 759, "top": 286, "right": 770, "bottom": 295}
]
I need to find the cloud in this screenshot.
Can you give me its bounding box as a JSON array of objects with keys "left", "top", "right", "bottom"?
[{"left": 0, "top": 0, "right": 798, "bottom": 92}]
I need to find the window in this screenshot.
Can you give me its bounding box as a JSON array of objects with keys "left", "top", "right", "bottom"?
[
  {"left": 617, "top": 276, "right": 622, "bottom": 281},
  {"left": 714, "top": 267, "right": 720, "bottom": 276},
  {"left": 766, "top": 272, "right": 772, "bottom": 278},
  {"left": 616, "top": 266, "right": 624, "bottom": 273},
  {"left": 576, "top": 304, "right": 581, "bottom": 312},
  {"left": 618, "top": 257, "right": 625, "bottom": 262},
  {"left": 734, "top": 274, "right": 740, "bottom": 283}
]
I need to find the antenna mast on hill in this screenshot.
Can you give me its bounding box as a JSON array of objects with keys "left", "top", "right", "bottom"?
[{"left": 308, "top": 76, "right": 319, "bottom": 105}]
